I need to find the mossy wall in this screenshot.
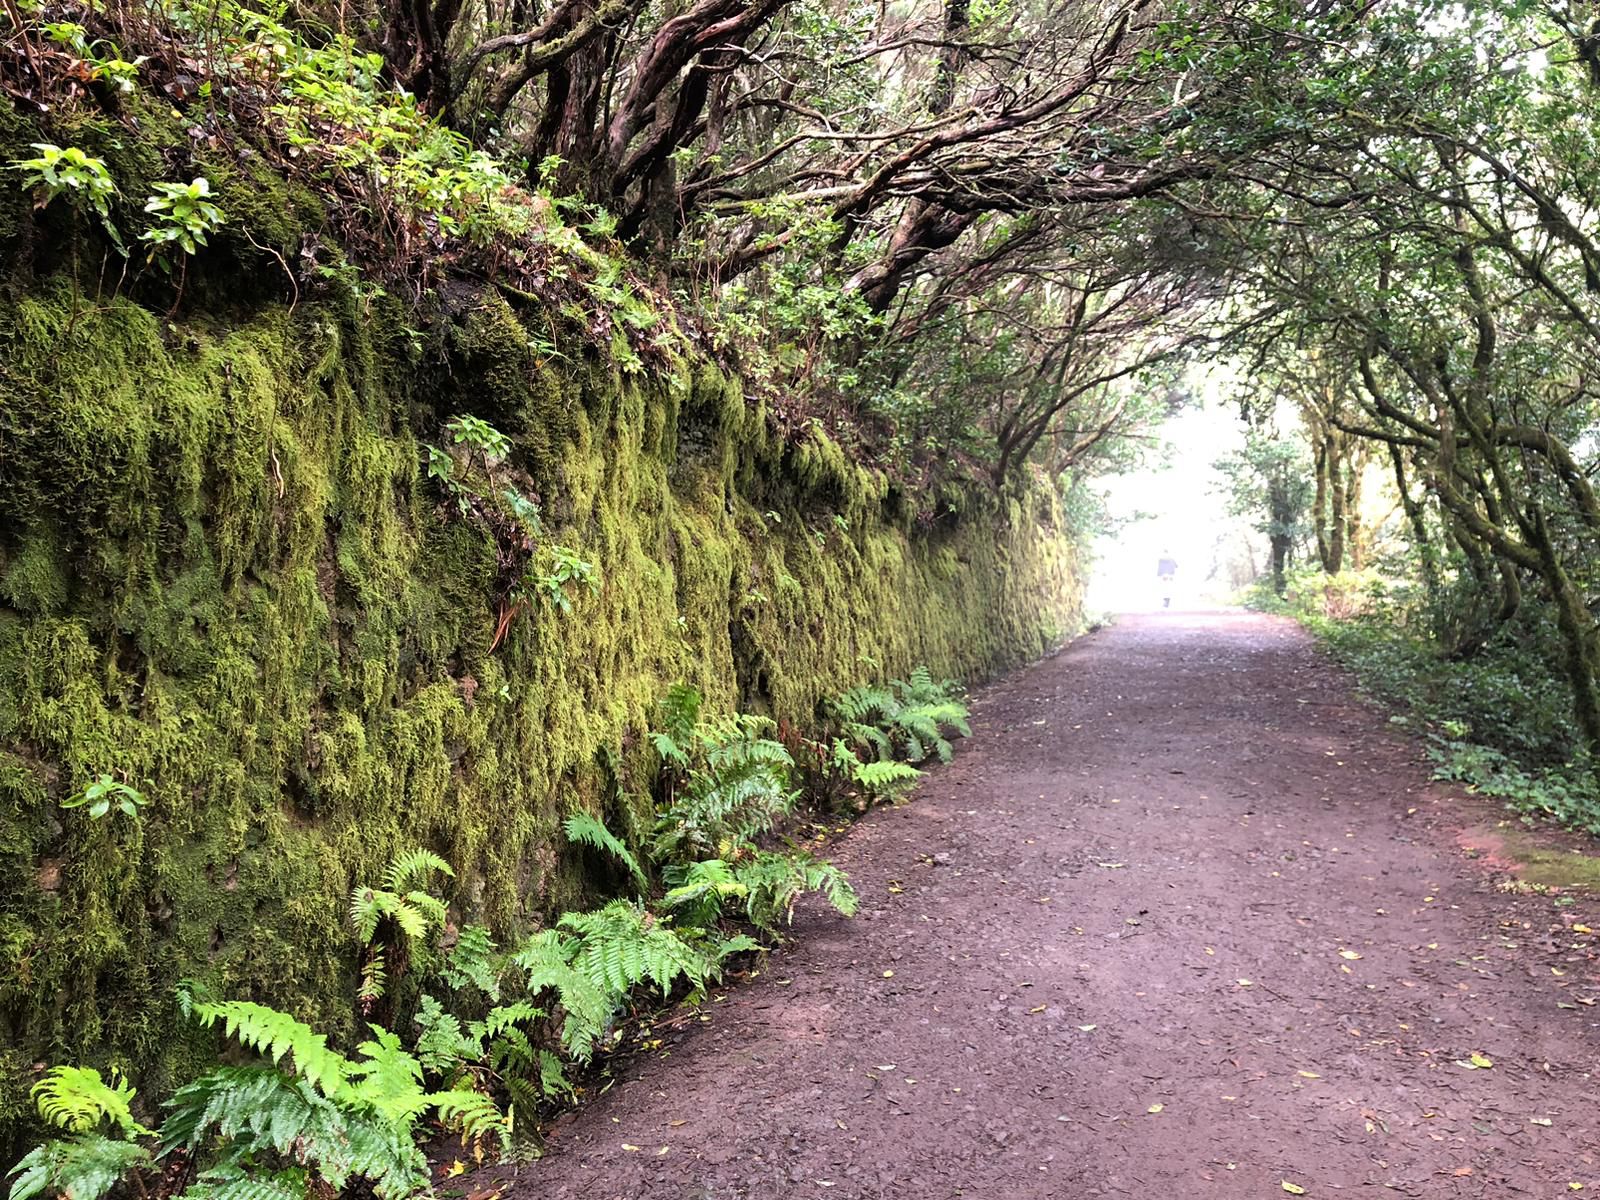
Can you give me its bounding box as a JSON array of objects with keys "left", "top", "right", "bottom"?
[{"left": 0, "top": 191, "right": 1083, "bottom": 1150}]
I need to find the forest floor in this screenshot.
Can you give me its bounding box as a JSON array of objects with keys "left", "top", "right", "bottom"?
[{"left": 496, "top": 611, "right": 1600, "bottom": 1199}]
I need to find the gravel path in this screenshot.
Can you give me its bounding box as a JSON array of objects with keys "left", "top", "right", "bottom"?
[{"left": 501, "top": 611, "right": 1600, "bottom": 1199}]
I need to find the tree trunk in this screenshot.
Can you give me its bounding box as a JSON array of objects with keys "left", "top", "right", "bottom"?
[{"left": 1269, "top": 533, "right": 1292, "bottom": 596}]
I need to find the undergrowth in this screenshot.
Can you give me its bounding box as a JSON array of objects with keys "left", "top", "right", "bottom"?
[
  {"left": 8, "top": 670, "right": 974, "bottom": 1199},
  {"left": 1254, "top": 568, "right": 1600, "bottom": 835}
]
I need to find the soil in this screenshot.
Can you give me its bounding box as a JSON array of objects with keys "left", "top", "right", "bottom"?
[{"left": 493, "top": 611, "right": 1600, "bottom": 1199}]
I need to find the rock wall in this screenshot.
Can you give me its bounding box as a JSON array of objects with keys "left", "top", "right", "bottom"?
[{"left": 0, "top": 262, "right": 1084, "bottom": 1139}]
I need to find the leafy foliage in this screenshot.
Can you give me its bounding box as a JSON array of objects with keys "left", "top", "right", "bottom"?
[
  {"left": 564, "top": 811, "right": 647, "bottom": 890},
  {"left": 10, "top": 143, "right": 123, "bottom": 250},
  {"left": 59, "top": 775, "right": 146, "bottom": 820},
  {"left": 557, "top": 900, "right": 712, "bottom": 1000},
  {"left": 7, "top": 1134, "right": 151, "bottom": 1200},
  {"left": 140, "top": 178, "right": 226, "bottom": 263},
  {"left": 831, "top": 667, "right": 971, "bottom": 767},
  {"left": 650, "top": 685, "right": 798, "bottom": 863},
  {"left": 29, "top": 1067, "right": 149, "bottom": 1136},
  {"left": 350, "top": 849, "right": 453, "bottom": 945}
]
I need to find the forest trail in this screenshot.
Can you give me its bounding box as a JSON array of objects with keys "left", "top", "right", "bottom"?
[{"left": 506, "top": 612, "right": 1600, "bottom": 1199}]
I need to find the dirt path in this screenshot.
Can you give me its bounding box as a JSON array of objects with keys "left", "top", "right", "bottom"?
[{"left": 504, "top": 612, "right": 1600, "bottom": 1199}]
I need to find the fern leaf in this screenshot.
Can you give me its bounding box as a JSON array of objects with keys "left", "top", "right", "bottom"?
[
  {"left": 382, "top": 849, "right": 454, "bottom": 894},
  {"left": 441, "top": 924, "right": 502, "bottom": 998},
  {"left": 344, "top": 1027, "right": 430, "bottom": 1130},
  {"left": 6, "top": 1135, "right": 149, "bottom": 1200},
  {"left": 537, "top": 1049, "right": 572, "bottom": 1099},
  {"left": 182, "top": 1166, "right": 308, "bottom": 1200},
  {"left": 161, "top": 1067, "right": 352, "bottom": 1184},
  {"left": 432, "top": 1087, "right": 510, "bottom": 1144},
  {"left": 853, "top": 759, "right": 922, "bottom": 795},
  {"left": 30, "top": 1067, "right": 150, "bottom": 1137},
  {"left": 185, "top": 998, "right": 351, "bottom": 1096},
  {"left": 414, "top": 995, "right": 479, "bottom": 1074},
  {"left": 564, "top": 811, "right": 648, "bottom": 890},
  {"left": 715, "top": 933, "right": 762, "bottom": 962}
]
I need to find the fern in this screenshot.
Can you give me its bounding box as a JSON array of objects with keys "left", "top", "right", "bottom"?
[
  {"left": 183, "top": 996, "right": 350, "bottom": 1096},
  {"left": 180, "top": 1167, "right": 308, "bottom": 1200},
  {"left": 343, "top": 1027, "right": 431, "bottom": 1129},
  {"left": 441, "top": 924, "right": 502, "bottom": 998},
  {"left": 564, "top": 811, "right": 648, "bottom": 890},
  {"left": 30, "top": 1067, "right": 150, "bottom": 1137},
  {"left": 734, "top": 851, "right": 858, "bottom": 932},
  {"left": 829, "top": 669, "right": 970, "bottom": 769},
  {"left": 349, "top": 848, "right": 453, "bottom": 946},
  {"left": 6, "top": 1135, "right": 150, "bottom": 1200},
  {"left": 558, "top": 900, "right": 712, "bottom": 1000},
  {"left": 714, "top": 933, "right": 762, "bottom": 964},
  {"left": 433, "top": 1087, "right": 511, "bottom": 1145},
  {"left": 651, "top": 682, "right": 702, "bottom": 765},
  {"left": 509, "top": 930, "right": 616, "bottom": 1060},
  {"left": 651, "top": 730, "right": 796, "bottom": 863},
  {"left": 831, "top": 741, "right": 922, "bottom": 798},
  {"left": 161, "top": 1067, "right": 428, "bottom": 1199},
  {"left": 414, "top": 994, "right": 479, "bottom": 1073}
]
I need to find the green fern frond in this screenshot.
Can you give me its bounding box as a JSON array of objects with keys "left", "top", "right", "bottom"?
[
  {"left": 804, "top": 858, "right": 859, "bottom": 917},
  {"left": 479, "top": 1002, "right": 544, "bottom": 1038},
  {"left": 414, "top": 995, "right": 479, "bottom": 1074},
  {"left": 182, "top": 1166, "right": 308, "bottom": 1200},
  {"left": 734, "top": 851, "right": 858, "bottom": 931},
  {"left": 654, "top": 683, "right": 703, "bottom": 762},
  {"left": 30, "top": 1067, "right": 150, "bottom": 1137},
  {"left": 509, "top": 930, "right": 615, "bottom": 1060},
  {"left": 185, "top": 998, "right": 351, "bottom": 1096},
  {"left": 853, "top": 759, "right": 922, "bottom": 795},
  {"left": 537, "top": 1049, "right": 572, "bottom": 1099},
  {"left": 6, "top": 1135, "right": 150, "bottom": 1200},
  {"left": 432, "top": 1087, "right": 510, "bottom": 1144},
  {"left": 715, "top": 933, "right": 762, "bottom": 963},
  {"left": 558, "top": 901, "right": 712, "bottom": 1001},
  {"left": 564, "top": 811, "right": 648, "bottom": 889},
  {"left": 344, "top": 1027, "right": 430, "bottom": 1129},
  {"left": 162, "top": 1066, "right": 427, "bottom": 1198},
  {"left": 383, "top": 849, "right": 454, "bottom": 894},
  {"left": 349, "top": 887, "right": 395, "bottom": 945},
  {"left": 161, "top": 1068, "right": 351, "bottom": 1181},
  {"left": 441, "top": 924, "right": 502, "bottom": 998}
]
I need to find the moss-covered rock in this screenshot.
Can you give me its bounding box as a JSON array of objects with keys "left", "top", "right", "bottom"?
[{"left": 0, "top": 130, "right": 1084, "bottom": 1154}]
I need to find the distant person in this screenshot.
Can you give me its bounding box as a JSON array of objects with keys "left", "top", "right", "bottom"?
[{"left": 1156, "top": 551, "right": 1177, "bottom": 609}]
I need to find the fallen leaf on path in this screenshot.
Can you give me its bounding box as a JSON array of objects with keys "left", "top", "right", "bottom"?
[
  {"left": 1531, "top": 1117, "right": 1552, "bottom": 1126},
  {"left": 1077, "top": 1024, "right": 1097, "bottom": 1031},
  {"left": 621, "top": 1144, "right": 641, "bottom": 1152},
  {"left": 1147, "top": 1104, "right": 1164, "bottom": 1114},
  {"left": 1297, "top": 1071, "right": 1321, "bottom": 1079},
  {"left": 1282, "top": 1182, "right": 1306, "bottom": 1195},
  {"left": 1029, "top": 1004, "right": 1047, "bottom": 1014},
  {"left": 881, "top": 970, "right": 894, "bottom": 978},
  {"left": 1339, "top": 949, "right": 1362, "bottom": 960},
  {"left": 1237, "top": 979, "right": 1254, "bottom": 987}
]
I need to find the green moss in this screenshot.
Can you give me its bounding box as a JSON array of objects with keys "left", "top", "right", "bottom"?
[{"left": 0, "top": 218, "right": 1084, "bottom": 1153}]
